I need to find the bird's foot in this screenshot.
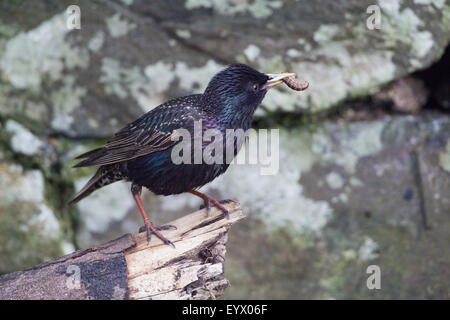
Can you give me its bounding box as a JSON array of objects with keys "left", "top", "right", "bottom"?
[
  {"left": 139, "top": 221, "right": 177, "bottom": 247},
  {"left": 138, "top": 223, "right": 177, "bottom": 232},
  {"left": 199, "top": 197, "right": 235, "bottom": 218}
]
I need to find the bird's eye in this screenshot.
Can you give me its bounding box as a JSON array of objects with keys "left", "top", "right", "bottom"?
[{"left": 252, "top": 84, "right": 259, "bottom": 92}]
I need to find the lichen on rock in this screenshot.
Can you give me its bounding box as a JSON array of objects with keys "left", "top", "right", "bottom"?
[
  {"left": 5, "top": 120, "right": 44, "bottom": 156},
  {"left": 50, "top": 76, "right": 87, "bottom": 132},
  {"left": 106, "top": 14, "right": 136, "bottom": 38},
  {"left": 185, "top": 0, "right": 283, "bottom": 19},
  {"left": 0, "top": 162, "right": 65, "bottom": 273},
  {"left": 0, "top": 12, "right": 88, "bottom": 91}
]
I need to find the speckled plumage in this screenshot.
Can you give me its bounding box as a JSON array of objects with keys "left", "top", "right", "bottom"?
[{"left": 69, "top": 64, "right": 270, "bottom": 205}]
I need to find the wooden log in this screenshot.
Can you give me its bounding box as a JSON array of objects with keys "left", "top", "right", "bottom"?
[{"left": 0, "top": 201, "right": 244, "bottom": 300}]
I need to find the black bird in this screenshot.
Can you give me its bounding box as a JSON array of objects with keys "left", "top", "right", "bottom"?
[{"left": 69, "top": 64, "right": 295, "bottom": 246}]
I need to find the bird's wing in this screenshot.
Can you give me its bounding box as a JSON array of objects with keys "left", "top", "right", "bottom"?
[
  {"left": 73, "top": 95, "right": 203, "bottom": 168},
  {"left": 73, "top": 126, "right": 179, "bottom": 168}
]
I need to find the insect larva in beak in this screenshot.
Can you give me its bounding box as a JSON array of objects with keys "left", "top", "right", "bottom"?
[{"left": 283, "top": 76, "right": 309, "bottom": 91}]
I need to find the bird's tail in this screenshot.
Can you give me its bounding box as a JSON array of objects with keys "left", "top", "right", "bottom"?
[{"left": 68, "top": 165, "right": 123, "bottom": 205}]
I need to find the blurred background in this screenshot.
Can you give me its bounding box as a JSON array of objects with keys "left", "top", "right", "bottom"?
[{"left": 0, "top": 0, "right": 449, "bottom": 299}]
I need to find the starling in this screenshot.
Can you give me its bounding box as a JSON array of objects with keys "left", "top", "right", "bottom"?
[{"left": 69, "top": 64, "right": 297, "bottom": 246}]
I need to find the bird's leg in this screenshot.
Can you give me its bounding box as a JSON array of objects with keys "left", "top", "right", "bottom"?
[
  {"left": 189, "top": 190, "right": 232, "bottom": 218},
  {"left": 131, "top": 183, "right": 176, "bottom": 247}
]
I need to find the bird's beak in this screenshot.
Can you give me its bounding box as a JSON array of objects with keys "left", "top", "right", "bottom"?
[{"left": 263, "top": 72, "right": 296, "bottom": 89}]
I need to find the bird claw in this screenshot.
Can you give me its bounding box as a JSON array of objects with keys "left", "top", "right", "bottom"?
[
  {"left": 216, "top": 199, "right": 235, "bottom": 219},
  {"left": 139, "top": 223, "right": 177, "bottom": 233},
  {"left": 139, "top": 222, "right": 176, "bottom": 247},
  {"left": 155, "top": 224, "right": 177, "bottom": 231},
  {"left": 199, "top": 198, "right": 232, "bottom": 218}
]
